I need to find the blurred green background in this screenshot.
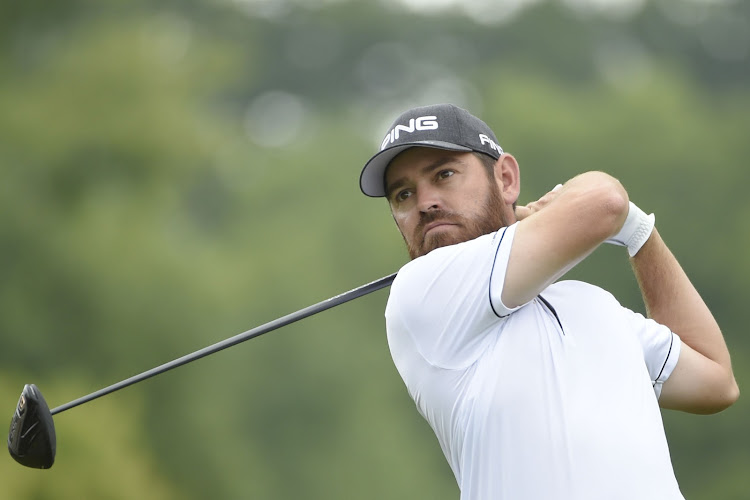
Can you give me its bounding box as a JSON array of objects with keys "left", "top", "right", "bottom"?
[{"left": 1, "top": 0, "right": 748, "bottom": 498}]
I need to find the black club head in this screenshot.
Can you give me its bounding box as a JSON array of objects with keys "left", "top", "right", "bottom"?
[{"left": 7, "top": 384, "right": 56, "bottom": 469}]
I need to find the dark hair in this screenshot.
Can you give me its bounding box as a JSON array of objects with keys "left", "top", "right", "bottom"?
[
  {"left": 474, "top": 152, "right": 516, "bottom": 210},
  {"left": 474, "top": 152, "right": 498, "bottom": 180}
]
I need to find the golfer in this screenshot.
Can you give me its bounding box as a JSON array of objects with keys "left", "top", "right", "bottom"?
[{"left": 359, "top": 103, "right": 739, "bottom": 499}]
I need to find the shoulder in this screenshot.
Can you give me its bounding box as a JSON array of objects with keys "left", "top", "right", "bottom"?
[
  {"left": 385, "top": 229, "right": 509, "bottom": 352},
  {"left": 386, "top": 230, "right": 512, "bottom": 370},
  {"left": 392, "top": 230, "right": 503, "bottom": 291}
]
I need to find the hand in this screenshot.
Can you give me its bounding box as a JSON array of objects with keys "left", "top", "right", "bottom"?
[{"left": 515, "top": 184, "right": 563, "bottom": 221}]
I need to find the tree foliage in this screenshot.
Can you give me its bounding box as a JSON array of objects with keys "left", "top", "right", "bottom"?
[{"left": 1, "top": 1, "right": 748, "bottom": 498}]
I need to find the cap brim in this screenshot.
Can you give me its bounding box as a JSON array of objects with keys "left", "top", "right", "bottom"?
[{"left": 359, "top": 140, "right": 472, "bottom": 198}]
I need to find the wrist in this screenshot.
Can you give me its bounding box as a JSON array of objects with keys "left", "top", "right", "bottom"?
[{"left": 605, "top": 201, "right": 655, "bottom": 257}]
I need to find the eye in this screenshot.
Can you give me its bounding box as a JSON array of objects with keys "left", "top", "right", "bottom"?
[
  {"left": 395, "top": 189, "right": 413, "bottom": 202},
  {"left": 438, "top": 169, "right": 455, "bottom": 180}
]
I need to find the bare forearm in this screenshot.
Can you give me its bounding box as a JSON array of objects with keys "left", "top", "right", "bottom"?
[
  {"left": 507, "top": 172, "right": 628, "bottom": 307},
  {"left": 631, "top": 229, "right": 732, "bottom": 372}
]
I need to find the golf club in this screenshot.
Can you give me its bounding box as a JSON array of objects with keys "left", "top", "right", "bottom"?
[{"left": 8, "top": 272, "right": 397, "bottom": 469}]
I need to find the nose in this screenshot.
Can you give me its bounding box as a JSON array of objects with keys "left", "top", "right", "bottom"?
[{"left": 416, "top": 184, "right": 442, "bottom": 213}]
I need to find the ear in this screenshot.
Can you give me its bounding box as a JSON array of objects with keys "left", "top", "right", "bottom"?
[{"left": 494, "top": 153, "right": 521, "bottom": 206}]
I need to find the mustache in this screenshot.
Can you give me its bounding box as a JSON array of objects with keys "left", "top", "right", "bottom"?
[{"left": 416, "top": 210, "right": 462, "bottom": 234}]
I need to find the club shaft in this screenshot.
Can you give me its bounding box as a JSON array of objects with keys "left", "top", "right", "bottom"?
[{"left": 50, "top": 273, "right": 397, "bottom": 416}]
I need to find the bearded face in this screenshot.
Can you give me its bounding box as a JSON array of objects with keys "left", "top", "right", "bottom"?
[
  {"left": 385, "top": 149, "right": 515, "bottom": 260},
  {"left": 404, "top": 178, "right": 509, "bottom": 259}
]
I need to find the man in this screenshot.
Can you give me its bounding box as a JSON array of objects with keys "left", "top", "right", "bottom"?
[{"left": 359, "top": 103, "right": 739, "bottom": 499}]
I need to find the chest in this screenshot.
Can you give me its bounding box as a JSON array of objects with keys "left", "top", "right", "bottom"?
[{"left": 475, "top": 299, "right": 651, "bottom": 416}]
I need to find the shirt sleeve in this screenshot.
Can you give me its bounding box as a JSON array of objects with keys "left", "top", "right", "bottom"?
[
  {"left": 622, "top": 308, "right": 682, "bottom": 399},
  {"left": 488, "top": 223, "right": 524, "bottom": 318},
  {"left": 385, "top": 223, "right": 527, "bottom": 369}
]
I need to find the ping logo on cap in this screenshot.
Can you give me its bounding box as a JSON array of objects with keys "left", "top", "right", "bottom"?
[
  {"left": 380, "top": 116, "right": 439, "bottom": 150},
  {"left": 479, "top": 134, "right": 503, "bottom": 154}
]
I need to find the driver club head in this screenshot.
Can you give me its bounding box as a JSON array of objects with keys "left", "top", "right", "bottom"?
[{"left": 7, "top": 384, "right": 56, "bottom": 469}]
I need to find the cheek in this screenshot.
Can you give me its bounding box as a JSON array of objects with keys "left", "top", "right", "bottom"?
[
  {"left": 394, "top": 213, "right": 411, "bottom": 231},
  {"left": 392, "top": 210, "right": 416, "bottom": 236}
]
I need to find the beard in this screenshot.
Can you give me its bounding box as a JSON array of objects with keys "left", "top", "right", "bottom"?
[{"left": 404, "top": 181, "right": 511, "bottom": 260}]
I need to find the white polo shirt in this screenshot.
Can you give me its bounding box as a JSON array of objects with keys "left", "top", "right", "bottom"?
[{"left": 385, "top": 223, "right": 683, "bottom": 500}]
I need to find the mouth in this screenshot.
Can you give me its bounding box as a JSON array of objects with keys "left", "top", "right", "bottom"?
[{"left": 423, "top": 221, "right": 457, "bottom": 235}]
